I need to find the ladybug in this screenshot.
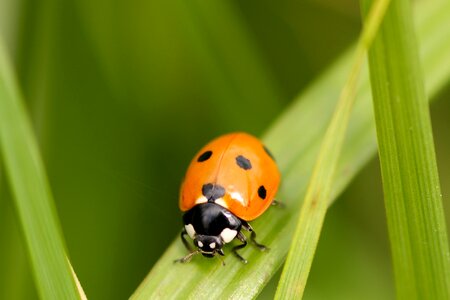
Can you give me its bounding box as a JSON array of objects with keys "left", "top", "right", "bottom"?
[{"left": 176, "top": 132, "right": 281, "bottom": 264}]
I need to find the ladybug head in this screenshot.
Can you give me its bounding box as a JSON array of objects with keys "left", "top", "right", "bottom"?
[
  {"left": 180, "top": 203, "right": 242, "bottom": 262},
  {"left": 194, "top": 234, "right": 224, "bottom": 257}
]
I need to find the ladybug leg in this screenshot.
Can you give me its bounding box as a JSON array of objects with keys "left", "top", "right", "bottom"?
[
  {"left": 174, "top": 229, "right": 200, "bottom": 263},
  {"left": 216, "top": 251, "right": 226, "bottom": 266},
  {"left": 241, "top": 221, "right": 269, "bottom": 251},
  {"left": 250, "top": 231, "right": 269, "bottom": 251},
  {"left": 232, "top": 232, "right": 248, "bottom": 264},
  {"left": 180, "top": 229, "right": 194, "bottom": 252}
]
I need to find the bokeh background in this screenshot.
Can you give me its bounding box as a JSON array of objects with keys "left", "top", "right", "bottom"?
[{"left": 0, "top": 0, "right": 448, "bottom": 299}]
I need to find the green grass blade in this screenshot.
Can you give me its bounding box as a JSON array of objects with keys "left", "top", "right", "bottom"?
[
  {"left": 0, "top": 39, "right": 85, "bottom": 299},
  {"left": 362, "top": 0, "right": 450, "bottom": 298},
  {"left": 131, "top": 0, "right": 450, "bottom": 298},
  {"left": 274, "top": 0, "right": 389, "bottom": 298}
]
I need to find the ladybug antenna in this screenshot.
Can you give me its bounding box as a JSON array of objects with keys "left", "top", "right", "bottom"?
[{"left": 174, "top": 250, "right": 201, "bottom": 264}]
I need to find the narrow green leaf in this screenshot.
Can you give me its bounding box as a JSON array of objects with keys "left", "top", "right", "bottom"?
[
  {"left": 275, "top": 0, "right": 389, "bottom": 298},
  {"left": 362, "top": 0, "right": 450, "bottom": 298},
  {"left": 131, "top": 1, "right": 450, "bottom": 298},
  {"left": 0, "top": 39, "right": 85, "bottom": 299}
]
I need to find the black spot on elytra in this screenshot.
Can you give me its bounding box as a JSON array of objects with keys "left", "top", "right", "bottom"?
[
  {"left": 236, "top": 155, "right": 252, "bottom": 170},
  {"left": 263, "top": 145, "right": 275, "bottom": 161},
  {"left": 197, "top": 150, "right": 213, "bottom": 162},
  {"left": 202, "top": 183, "right": 226, "bottom": 202},
  {"left": 258, "top": 185, "right": 267, "bottom": 200}
]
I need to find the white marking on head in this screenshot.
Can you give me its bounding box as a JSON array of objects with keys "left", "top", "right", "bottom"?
[
  {"left": 209, "top": 242, "right": 216, "bottom": 249},
  {"left": 214, "top": 198, "right": 228, "bottom": 208},
  {"left": 197, "top": 241, "right": 204, "bottom": 247},
  {"left": 195, "top": 196, "right": 207, "bottom": 205},
  {"left": 220, "top": 228, "right": 238, "bottom": 243},
  {"left": 185, "top": 224, "right": 196, "bottom": 239},
  {"left": 229, "top": 191, "right": 245, "bottom": 205}
]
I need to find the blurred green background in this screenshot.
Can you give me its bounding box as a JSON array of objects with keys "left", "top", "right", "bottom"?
[{"left": 0, "top": 0, "right": 448, "bottom": 299}]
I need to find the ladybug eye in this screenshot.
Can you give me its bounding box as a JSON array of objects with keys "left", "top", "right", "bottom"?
[
  {"left": 197, "top": 241, "right": 204, "bottom": 247},
  {"left": 197, "top": 151, "right": 212, "bottom": 162}
]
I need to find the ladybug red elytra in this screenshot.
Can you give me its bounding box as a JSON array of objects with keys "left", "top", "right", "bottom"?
[{"left": 176, "top": 132, "right": 281, "bottom": 264}]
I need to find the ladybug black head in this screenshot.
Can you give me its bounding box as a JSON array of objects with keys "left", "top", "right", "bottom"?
[{"left": 194, "top": 235, "right": 224, "bottom": 257}]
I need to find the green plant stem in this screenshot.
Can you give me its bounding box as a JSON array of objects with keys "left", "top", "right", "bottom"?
[
  {"left": 362, "top": 0, "right": 450, "bottom": 298},
  {"left": 0, "top": 39, "right": 84, "bottom": 299},
  {"left": 274, "top": 0, "right": 389, "bottom": 298}
]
